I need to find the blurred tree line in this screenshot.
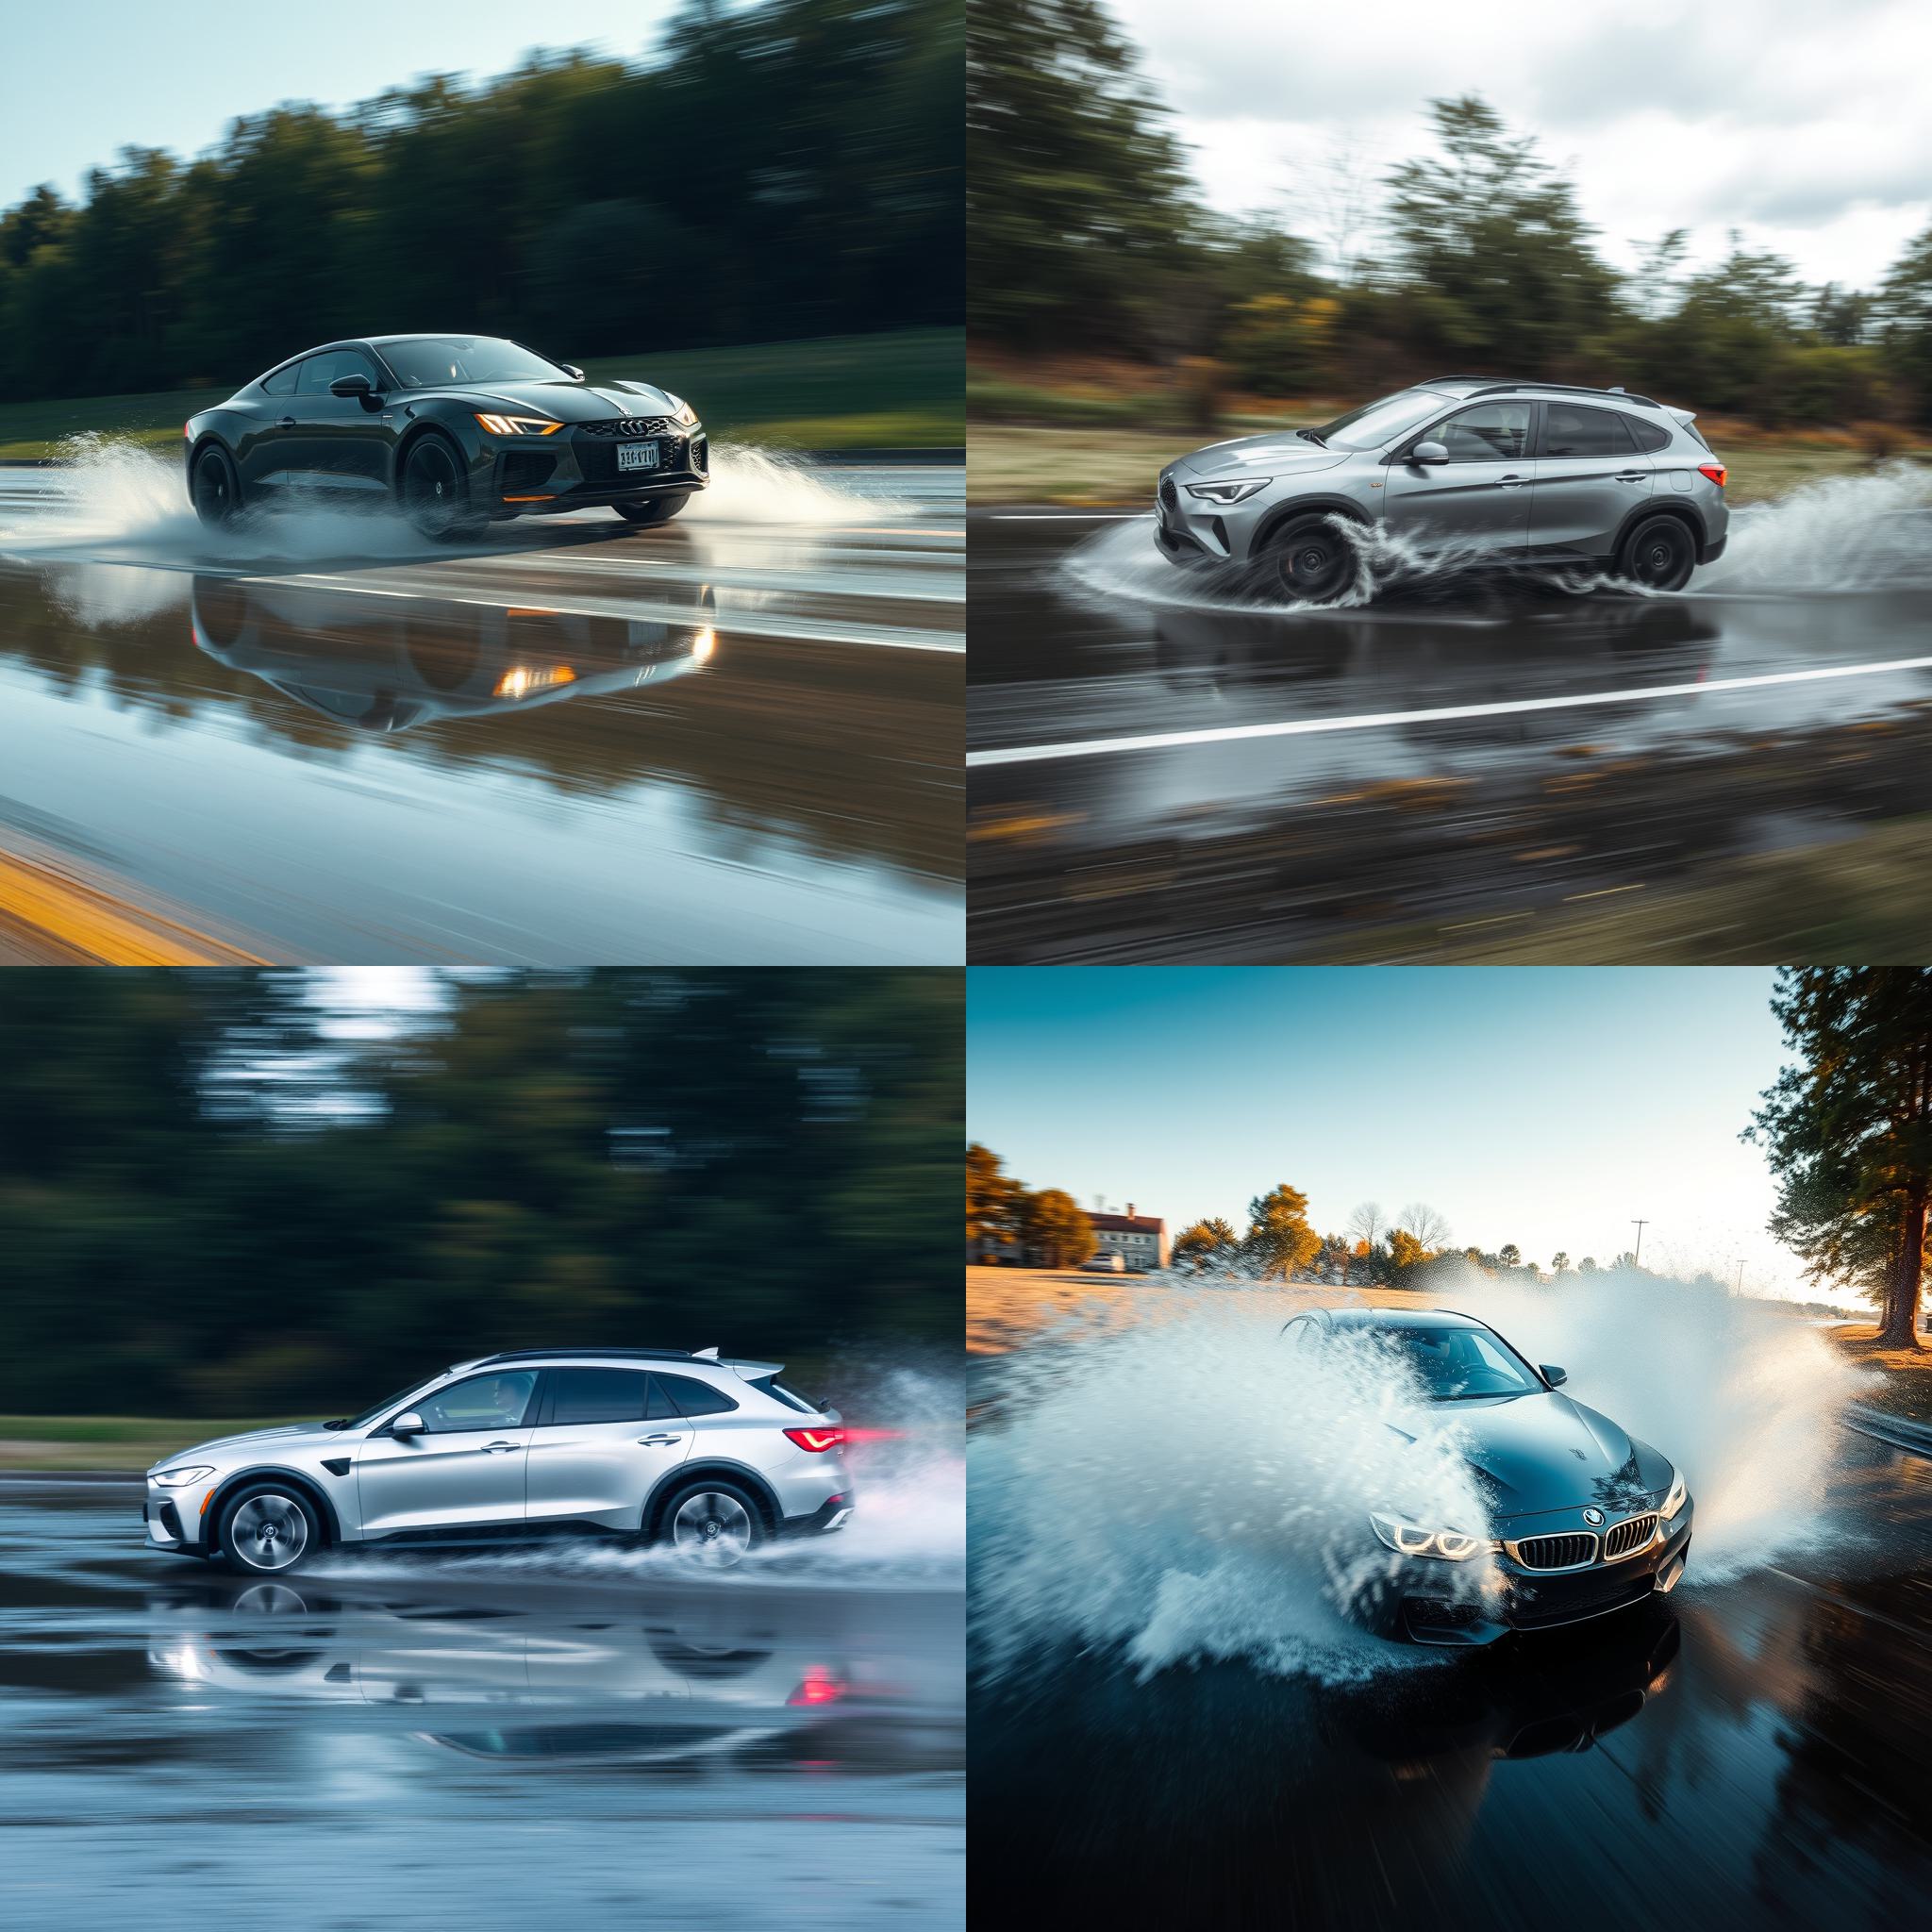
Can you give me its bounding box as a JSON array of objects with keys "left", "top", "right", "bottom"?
[
  {"left": 966, "top": 1143, "right": 1095, "bottom": 1267},
  {"left": 970, "top": 0, "right": 1932, "bottom": 428},
  {"left": 0, "top": 0, "right": 961, "bottom": 401},
  {"left": 0, "top": 970, "right": 961, "bottom": 1414}
]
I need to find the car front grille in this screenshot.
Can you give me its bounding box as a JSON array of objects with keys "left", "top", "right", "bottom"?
[
  {"left": 1603, "top": 1513, "right": 1658, "bottom": 1561},
  {"left": 1158, "top": 475, "right": 1178, "bottom": 512},
  {"left": 1507, "top": 1568, "right": 1655, "bottom": 1629},
  {"left": 1513, "top": 1532, "right": 1598, "bottom": 1571},
  {"left": 580, "top": 416, "right": 675, "bottom": 439},
  {"left": 571, "top": 428, "right": 695, "bottom": 485}
]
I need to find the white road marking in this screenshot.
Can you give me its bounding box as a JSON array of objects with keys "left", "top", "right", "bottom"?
[
  {"left": 987, "top": 511, "right": 1148, "bottom": 521},
  {"left": 968, "top": 653, "right": 1932, "bottom": 766}
]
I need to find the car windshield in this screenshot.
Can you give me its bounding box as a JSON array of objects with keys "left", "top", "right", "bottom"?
[
  {"left": 379, "top": 336, "right": 570, "bottom": 389},
  {"left": 1308, "top": 390, "right": 1449, "bottom": 451},
  {"left": 1371, "top": 1324, "right": 1543, "bottom": 1400},
  {"left": 335, "top": 1378, "right": 430, "bottom": 1430}
]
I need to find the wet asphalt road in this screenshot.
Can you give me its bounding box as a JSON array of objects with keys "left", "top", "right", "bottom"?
[
  {"left": 969, "top": 1378, "right": 1932, "bottom": 1932},
  {"left": 0, "top": 1483, "right": 962, "bottom": 1929},
  {"left": 967, "top": 508, "right": 1932, "bottom": 961},
  {"left": 0, "top": 460, "right": 961, "bottom": 963}
]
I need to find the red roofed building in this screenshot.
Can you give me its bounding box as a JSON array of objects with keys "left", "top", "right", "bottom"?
[{"left": 1089, "top": 1205, "right": 1167, "bottom": 1271}]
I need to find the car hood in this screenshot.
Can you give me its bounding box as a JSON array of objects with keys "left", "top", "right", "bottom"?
[
  {"left": 1419, "top": 1391, "right": 1672, "bottom": 1521},
  {"left": 403, "top": 376, "right": 688, "bottom": 423},
  {"left": 152, "top": 1421, "right": 341, "bottom": 1471},
  {"left": 1173, "top": 434, "right": 1349, "bottom": 479}
]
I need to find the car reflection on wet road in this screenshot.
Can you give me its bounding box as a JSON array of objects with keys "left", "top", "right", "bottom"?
[
  {"left": 969, "top": 1416, "right": 1932, "bottom": 1932},
  {"left": 0, "top": 459, "right": 961, "bottom": 963},
  {"left": 0, "top": 1485, "right": 962, "bottom": 1928},
  {"left": 967, "top": 506, "right": 1932, "bottom": 962}
]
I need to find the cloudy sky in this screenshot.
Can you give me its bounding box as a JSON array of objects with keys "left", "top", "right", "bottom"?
[
  {"left": 1106, "top": 0, "right": 1932, "bottom": 291},
  {"left": 968, "top": 967, "right": 1837, "bottom": 1306}
]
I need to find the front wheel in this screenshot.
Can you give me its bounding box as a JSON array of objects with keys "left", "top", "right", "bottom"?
[
  {"left": 191, "top": 444, "right": 242, "bottom": 528},
  {"left": 400, "top": 432, "right": 482, "bottom": 541},
  {"left": 218, "top": 1484, "right": 321, "bottom": 1575},
  {"left": 660, "top": 1478, "right": 766, "bottom": 1568},
  {"left": 1617, "top": 514, "right": 1696, "bottom": 592},
  {"left": 1258, "top": 512, "right": 1358, "bottom": 604},
  {"left": 612, "top": 493, "right": 691, "bottom": 526}
]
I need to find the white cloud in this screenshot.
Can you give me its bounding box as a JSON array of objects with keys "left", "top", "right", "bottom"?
[{"left": 1106, "top": 0, "right": 1932, "bottom": 287}]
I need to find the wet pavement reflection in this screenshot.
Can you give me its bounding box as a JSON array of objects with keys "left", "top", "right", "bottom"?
[
  {"left": 0, "top": 1487, "right": 962, "bottom": 1927},
  {"left": 0, "top": 463, "right": 962, "bottom": 962}
]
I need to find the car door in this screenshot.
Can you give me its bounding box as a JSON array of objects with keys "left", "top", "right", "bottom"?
[
  {"left": 354, "top": 1368, "right": 539, "bottom": 1536},
  {"left": 1528, "top": 401, "right": 1654, "bottom": 558},
  {"left": 242, "top": 357, "right": 306, "bottom": 491},
  {"left": 285, "top": 346, "right": 391, "bottom": 494},
  {"left": 525, "top": 1368, "right": 693, "bottom": 1531},
  {"left": 1380, "top": 401, "right": 1534, "bottom": 556}
]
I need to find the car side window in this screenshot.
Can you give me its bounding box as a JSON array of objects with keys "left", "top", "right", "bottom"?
[
  {"left": 544, "top": 1368, "right": 651, "bottom": 1425},
  {"left": 1544, "top": 403, "right": 1635, "bottom": 458},
  {"left": 413, "top": 1370, "right": 538, "bottom": 1433},
  {"left": 1622, "top": 412, "right": 1671, "bottom": 453},
  {"left": 1432, "top": 403, "right": 1529, "bottom": 462},
  {"left": 296, "top": 348, "right": 381, "bottom": 395},
  {"left": 260, "top": 361, "right": 301, "bottom": 397},
  {"left": 654, "top": 1373, "right": 740, "bottom": 1418}
]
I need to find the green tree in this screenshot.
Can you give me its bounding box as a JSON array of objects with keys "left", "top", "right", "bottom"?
[
  {"left": 1551, "top": 1250, "right": 1571, "bottom": 1274},
  {"left": 1499, "top": 1242, "right": 1522, "bottom": 1269},
  {"left": 1243, "top": 1183, "right": 1321, "bottom": 1279},
  {"left": 1021, "top": 1188, "right": 1096, "bottom": 1269},
  {"left": 1173, "top": 1216, "right": 1239, "bottom": 1272},
  {"left": 1579, "top": 1256, "right": 1599, "bottom": 1275},
  {"left": 1748, "top": 968, "right": 1932, "bottom": 1347},
  {"left": 1386, "top": 1228, "right": 1428, "bottom": 1287}
]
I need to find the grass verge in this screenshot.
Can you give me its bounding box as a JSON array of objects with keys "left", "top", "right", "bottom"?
[
  {"left": 1828, "top": 1326, "right": 1932, "bottom": 1425},
  {"left": 0, "top": 327, "right": 963, "bottom": 461},
  {"left": 0, "top": 1416, "right": 282, "bottom": 1473}
]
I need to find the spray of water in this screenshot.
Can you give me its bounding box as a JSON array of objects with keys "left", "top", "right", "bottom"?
[
  {"left": 1056, "top": 461, "right": 1932, "bottom": 615},
  {"left": 973, "top": 1270, "right": 1860, "bottom": 1682}
]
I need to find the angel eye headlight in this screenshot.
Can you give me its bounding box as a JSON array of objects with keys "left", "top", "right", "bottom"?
[
  {"left": 1184, "top": 476, "right": 1269, "bottom": 505},
  {"left": 1370, "top": 1512, "right": 1488, "bottom": 1560},
  {"left": 1660, "top": 1467, "right": 1688, "bottom": 1523},
  {"left": 473, "top": 412, "right": 563, "bottom": 437},
  {"left": 152, "top": 1465, "right": 214, "bottom": 1488}
]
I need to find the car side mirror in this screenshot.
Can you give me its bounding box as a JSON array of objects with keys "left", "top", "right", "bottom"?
[
  {"left": 391, "top": 1411, "right": 426, "bottom": 1436},
  {"left": 563, "top": 364, "right": 585, "bottom": 381},
  {"left": 1541, "top": 1365, "right": 1567, "bottom": 1388},
  {"left": 1410, "top": 440, "right": 1449, "bottom": 465},
  {"left": 329, "top": 374, "right": 374, "bottom": 399}
]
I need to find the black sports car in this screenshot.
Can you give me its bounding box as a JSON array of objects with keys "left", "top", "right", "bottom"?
[
  {"left": 1281, "top": 1307, "right": 1694, "bottom": 1646},
  {"left": 184, "top": 334, "right": 708, "bottom": 537}
]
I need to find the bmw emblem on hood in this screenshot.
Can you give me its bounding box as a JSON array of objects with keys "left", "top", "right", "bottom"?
[{"left": 1583, "top": 1507, "right": 1606, "bottom": 1526}]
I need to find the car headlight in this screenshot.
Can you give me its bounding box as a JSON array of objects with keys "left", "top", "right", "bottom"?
[
  {"left": 473, "top": 412, "right": 564, "bottom": 437},
  {"left": 1660, "top": 1468, "right": 1688, "bottom": 1523},
  {"left": 1370, "top": 1511, "right": 1489, "bottom": 1561},
  {"left": 675, "top": 400, "right": 698, "bottom": 426},
  {"left": 152, "top": 1465, "right": 214, "bottom": 1488},
  {"left": 1184, "top": 477, "right": 1269, "bottom": 505}
]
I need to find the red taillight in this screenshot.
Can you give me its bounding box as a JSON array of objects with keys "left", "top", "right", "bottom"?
[
  {"left": 1698, "top": 461, "right": 1725, "bottom": 488},
  {"left": 788, "top": 1667, "right": 846, "bottom": 1707},
  {"left": 183, "top": 422, "right": 192, "bottom": 440},
  {"left": 841, "top": 1427, "right": 903, "bottom": 1443},
  {"left": 784, "top": 1426, "right": 846, "bottom": 1453}
]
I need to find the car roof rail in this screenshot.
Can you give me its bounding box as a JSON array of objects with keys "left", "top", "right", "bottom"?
[
  {"left": 466, "top": 1346, "right": 700, "bottom": 1366},
  {"left": 1464, "top": 379, "right": 1661, "bottom": 408}
]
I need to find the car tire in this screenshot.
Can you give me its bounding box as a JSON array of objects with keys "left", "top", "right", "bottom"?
[
  {"left": 217, "top": 1482, "right": 322, "bottom": 1576},
  {"left": 1616, "top": 513, "right": 1696, "bottom": 592},
  {"left": 611, "top": 493, "right": 691, "bottom": 526},
  {"left": 191, "top": 443, "right": 242, "bottom": 529},
  {"left": 1258, "top": 511, "right": 1359, "bottom": 604},
  {"left": 658, "top": 1476, "right": 767, "bottom": 1567},
  {"left": 400, "top": 431, "right": 482, "bottom": 541}
]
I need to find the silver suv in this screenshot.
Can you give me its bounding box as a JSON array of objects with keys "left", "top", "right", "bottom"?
[
  {"left": 1157, "top": 379, "right": 1729, "bottom": 598},
  {"left": 142, "top": 1347, "right": 853, "bottom": 1574}
]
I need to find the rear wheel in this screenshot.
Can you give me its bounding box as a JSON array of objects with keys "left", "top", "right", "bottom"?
[
  {"left": 1259, "top": 512, "right": 1358, "bottom": 603},
  {"left": 660, "top": 1477, "right": 766, "bottom": 1568},
  {"left": 612, "top": 493, "right": 691, "bottom": 526},
  {"left": 219, "top": 1484, "right": 321, "bottom": 1575},
  {"left": 1617, "top": 514, "right": 1696, "bottom": 591},
  {"left": 191, "top": 444, "right": 241, "bottom": 528},
  {"left": 400, "top": 431, "right": 481, "bottom": 541}
]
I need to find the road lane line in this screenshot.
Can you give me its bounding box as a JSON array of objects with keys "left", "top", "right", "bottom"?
[
  {"left": 0, "top": 847, "right": 268, "bottom": 965},
  {"left": 987, "top": 512, "right": 1147, "bottom": 521},
  {"left": 967, "top": 653, "right": 1932, "bottom": 767}
]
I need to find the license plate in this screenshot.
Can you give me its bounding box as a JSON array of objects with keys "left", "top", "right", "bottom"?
[{"left": 616, "top": 441, "right": 660, "bottom": 472}]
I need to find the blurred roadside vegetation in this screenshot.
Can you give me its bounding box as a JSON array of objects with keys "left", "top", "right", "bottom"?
[
  {"left": 0, "top": 0, "right": 959, "bottom": 439},
  {"left": 0, "top": 328, "right": 965, "bottom": 462},
  {"left": 0, "top": 970, "right": 960, "bottom": 1420},
  {"left": 968, "top": 0, "right": 1932, "bottom": 493}
]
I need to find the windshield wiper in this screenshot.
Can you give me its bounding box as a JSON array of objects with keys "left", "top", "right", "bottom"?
[
  {"left": 323, "top": 1418, "right": 349, "bottom": 1430},
  {"left": 1295, "top": 427, "right": 1326, "bottom": 445}
]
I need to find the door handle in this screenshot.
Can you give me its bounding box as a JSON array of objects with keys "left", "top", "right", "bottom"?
[
  {"left": 636, "top": 1434, "right": 680, "bottom": 1446},
  {"left": 1497, "top": 474, "right": 1528, "bottom": 488},
  {"left": 480, "top": 1441, "right": 520, "bottom": 1454},
  {"left": 275, "top": 415, "right": 296, "bottom": 428},
  {"left": 1615, "top": 471, "right": 1648, "bottom": 482}
]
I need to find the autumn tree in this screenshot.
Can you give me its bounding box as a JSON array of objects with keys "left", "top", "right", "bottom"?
[
  {"left": 1245, "top": 1182, "right": 1321, "bottom": 1279},
  {"left": 1021, "top": 1188, "right": 1097, "bottom": 1270},
  {"left": 1173, "top": 1216, "right": 1239, "bottom": 1273},
  {"left": 967, "top": 1142, "right": 1024, "bottom": 1257}
]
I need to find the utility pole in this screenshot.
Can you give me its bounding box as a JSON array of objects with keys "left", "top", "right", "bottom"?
[
  {"left": 1631, "top": 1220, "right": 1649, "bottom": 1267},
  {"left": 1735, "top": 1259, "right": 1745, "bottom": 1296}
]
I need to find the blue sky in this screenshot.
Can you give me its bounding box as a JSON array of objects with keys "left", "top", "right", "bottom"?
[
  {"left": 968, "top": 968, "right": 1824, "bottom": 1302},
  {"left": 0, "top": 1, "right": 675, "bottom": 208}
]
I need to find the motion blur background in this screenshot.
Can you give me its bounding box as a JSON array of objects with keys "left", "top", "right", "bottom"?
[
  {"left": 0, "top": 968, "right": 960, "bottom": 1453},
  {"left": 0, "top": 0, "right": 962, "bottom": 456}
]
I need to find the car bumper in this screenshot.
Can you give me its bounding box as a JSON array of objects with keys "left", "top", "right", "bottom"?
[
  {"left": 782, "top": 1492, "right": 855, "bottom": 1538},
  {"left": 1698, "top": 533, "right": 1726, "bottom": 565},
  {"left": 142, "top": 1479, "right": 213, "bottom": 1556},
  {"left": 1154, "top": 469, "right": 1272, "bottom": 566},
  {"left": 485, "top": 426, "right": 710, "bottom": 516}
]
